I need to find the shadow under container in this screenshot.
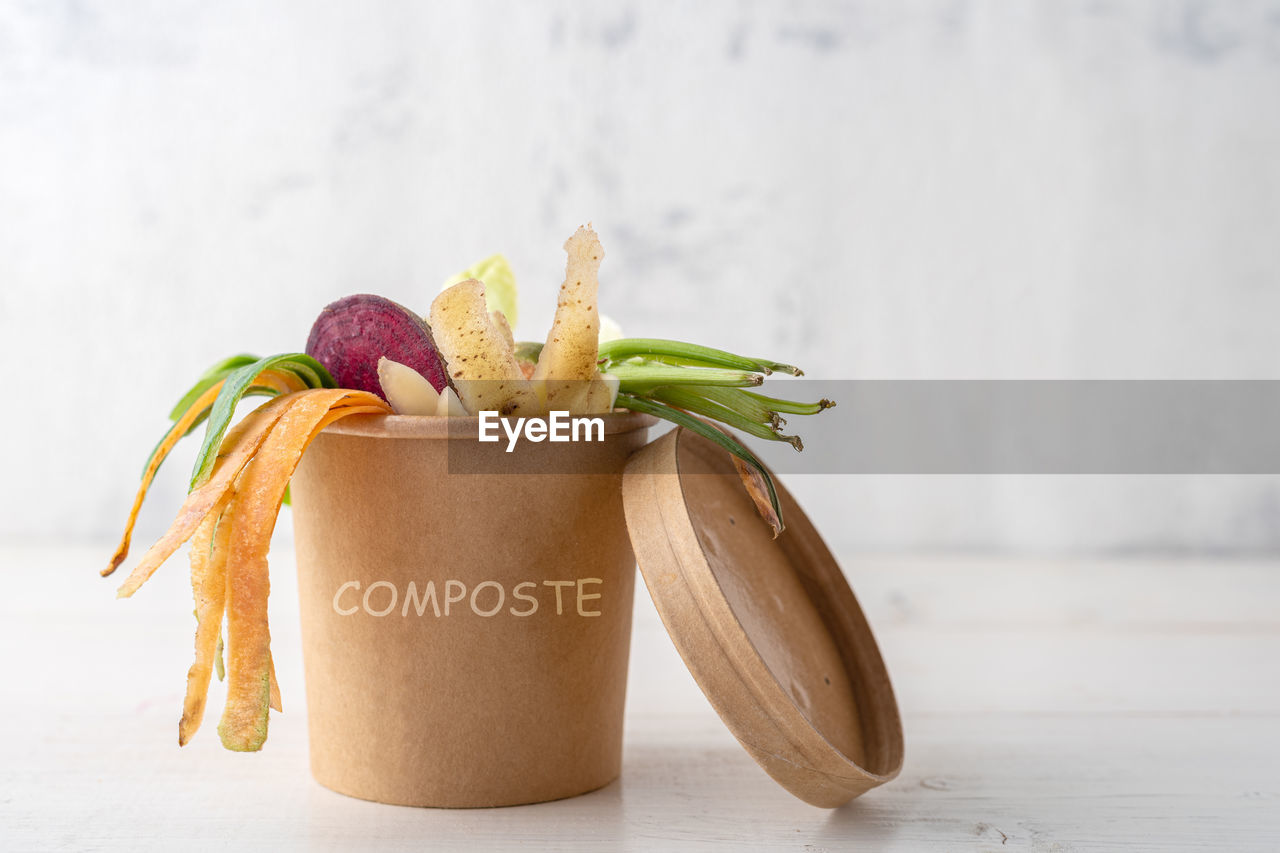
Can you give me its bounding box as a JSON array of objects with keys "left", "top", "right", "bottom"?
[{"left": 289, "top": 412, "right": 655, "bottom": 808}]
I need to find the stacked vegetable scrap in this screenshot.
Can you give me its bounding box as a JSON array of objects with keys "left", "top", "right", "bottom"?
[{"left": 103, "top": 225, "right": 834, "bottom": 751}]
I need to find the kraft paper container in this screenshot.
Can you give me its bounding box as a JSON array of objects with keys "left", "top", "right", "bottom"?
[
  {"left": 622, "top": 429, "right": 904, "bottom": 807},
  {"left": 290, "top": 411, "right": 654, "bottom": 808}
]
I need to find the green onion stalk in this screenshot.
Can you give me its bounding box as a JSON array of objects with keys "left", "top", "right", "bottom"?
[{"left": 522, "top": 338, "right": 836, "bottom": 531}]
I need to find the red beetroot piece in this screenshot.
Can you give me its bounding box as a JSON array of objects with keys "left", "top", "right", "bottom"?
[{"left": 305, "top": 294, "right": 450, "bottom": 397}]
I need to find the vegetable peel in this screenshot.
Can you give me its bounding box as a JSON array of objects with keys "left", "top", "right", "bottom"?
[
  {"left": 218, "top": 388, "right": 390, "bottom": 751},
  {"left": 105, "top": 380, "right": 226, "bottom": 578},
  {"left": 430, "top": 279, "right": 540, "bottom": 417},
  {"left": 305, "top": 295, "right": 448, "bottom": 398},
  {"left": 179, "top": 501, "right": 232, "bottom": 746},
  {"left": 114, "top": 394, "right": 297, "bottom": 598},
  {"left": 533, "top": 226, "right": 604, "bottom": 413}
]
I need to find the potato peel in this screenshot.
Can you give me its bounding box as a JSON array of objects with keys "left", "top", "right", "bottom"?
[
  {"left": 491, "top": 310, "right": 515, "bottom": 353},
  {"left": 430, "top": 279, "right": 540, "bottom": 416},
  {"left": 582, "top": 371, "right": 617, "bottom": 414},
  {"left": 533, "top": 225, "right": 603, "bottom": 413}
]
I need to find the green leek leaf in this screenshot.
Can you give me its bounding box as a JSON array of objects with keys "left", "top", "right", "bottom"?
[
  {"left": 167, "top": 354, "right": 260, "bottom": 421},
  {"left": 189, "top": 354, "right": 334, "bottom": 489}
]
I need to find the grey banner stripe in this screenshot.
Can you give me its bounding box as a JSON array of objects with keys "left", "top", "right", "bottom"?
[
  {"left": 441, "top": 381, "right": 1280, "bottom": 474},
  {"left": 746, "top": 381, "right": 1280, "bottom": 474}
]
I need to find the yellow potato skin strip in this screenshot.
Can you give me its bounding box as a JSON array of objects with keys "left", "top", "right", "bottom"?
[
  {"left": 178, "top": 499, "right": 234, "bottom": 746},
  {"left": 218, "top": 391, "right": 390, "bottom": 751},
  {"left": 113, "top": 394, "right": 297, "bottom": 599},
  {"left": 582, "top": 372, "right": 615, "bottom": 414},
  {"left": 533, "top": 226, "right": 604, "bottom": 413},
  {"left": 430, "top": 279, "right": 540, "bottom": 417}
]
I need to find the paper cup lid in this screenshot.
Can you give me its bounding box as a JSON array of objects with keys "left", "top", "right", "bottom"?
[{"left": 622, "top": 428, "right": 904, "bottom": 807}]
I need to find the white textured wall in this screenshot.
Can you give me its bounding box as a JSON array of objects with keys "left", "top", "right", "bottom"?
[{"left": 3, "top": 1, "right": 1279, "bottom": 551}]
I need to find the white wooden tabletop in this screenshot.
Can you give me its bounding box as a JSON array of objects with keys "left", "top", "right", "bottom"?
[{"left": 3, "top": 545, "right": 1278, "bottom": 851}]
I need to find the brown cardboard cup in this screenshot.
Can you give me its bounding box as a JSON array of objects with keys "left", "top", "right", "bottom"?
[{"left": 290, "top": 412, "right": 653, "bottom": 808}]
